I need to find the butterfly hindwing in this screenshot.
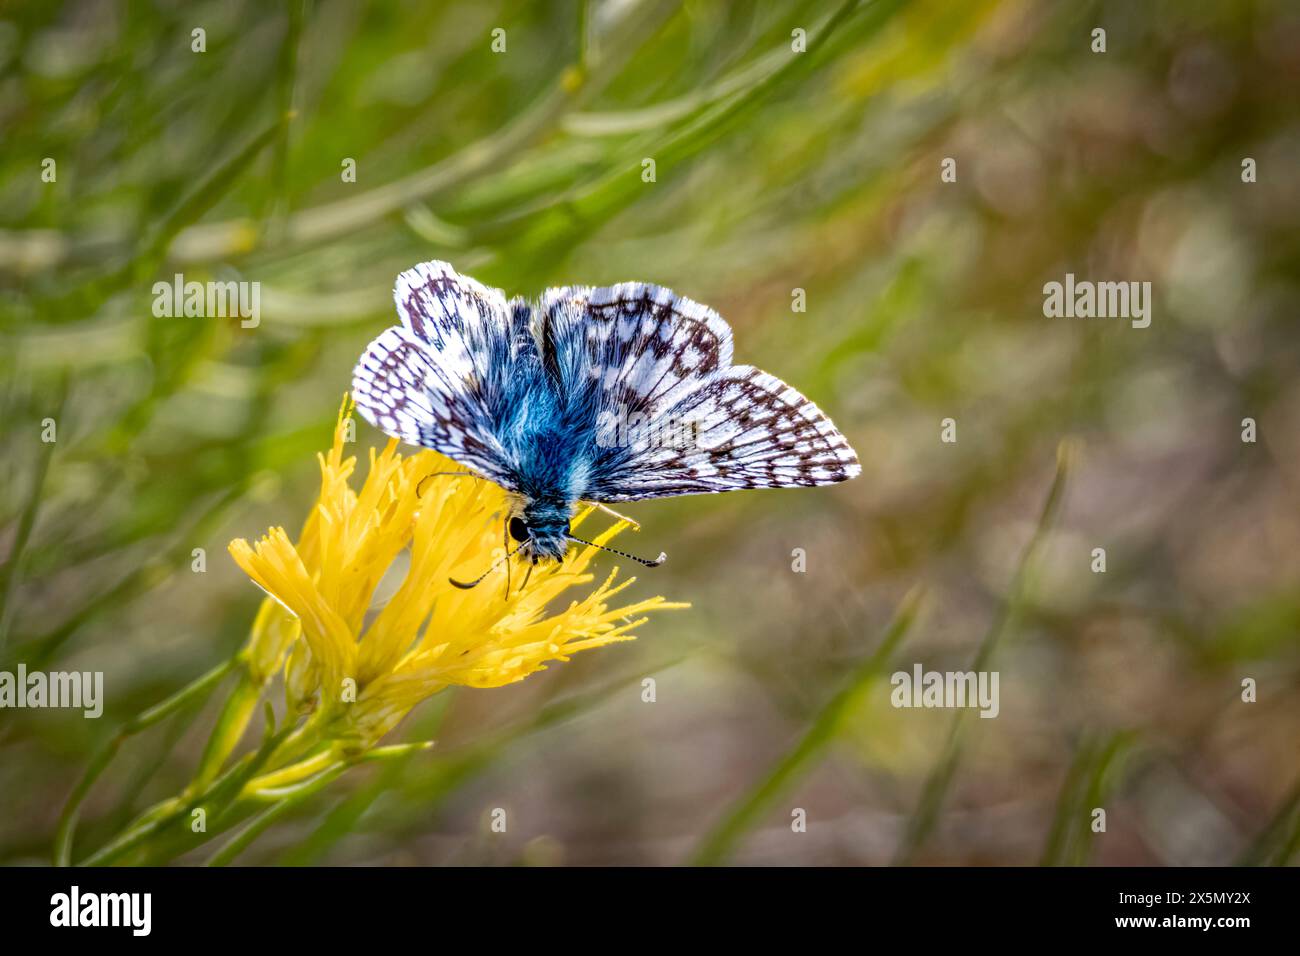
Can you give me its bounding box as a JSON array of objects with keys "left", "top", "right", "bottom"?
[{"left": 351, "top": 261, "right": 527, "bottom": 490}]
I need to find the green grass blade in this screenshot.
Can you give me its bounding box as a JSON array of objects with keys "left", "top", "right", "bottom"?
[
  {"left": 1238, "top": 776, "right": 1300, "bottom": 866},
  {"left": 691, "top": 585, "right": 925, "bottom": 866},
  {"left": 0, "top": 375, "right": 66, "bottom": 649},
  {"left": 1040, "top": 731, "right": 1136, "bottom": 867},
  {"left": 53, "top": 656, "right": 236, "bottom": 865},
  {"left": 894, "top": 440, "right": 1077, "bottom": 864}
]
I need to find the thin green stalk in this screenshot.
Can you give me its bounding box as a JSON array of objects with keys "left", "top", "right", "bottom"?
[
  {"left": 495, "top": 0, "right": 879, "bottom": 251},
  {"left": 1040, "top": 736, "right": 1093, "bottom": 867},
  {"left": 192, "top": 662, "right": 265, "bottom": 788},
  {"left": 83, "top": 702, "right": 291, "bottom": 866},
  {"left": 54, "top": 655, "right": 236, "bottom": 865},
  {"left": 195, "top": 704, "right": 295, "bottom": 824},
  {"left": 133, "top": 113, "right": 293, "bottom": 274},
  {"left": 278, "top": 754, "right": 414, "bottom": 866},
  {"left": 7, "top": 482, "right": 247, "bottom": 670},
  {"left": 205, "top": 762, "right": 351, "bottom": 867},
  {"left": 275, "top": 691, "right": 458, "bottom": 865},
  {"left": 1238, "top": 775, "right": 1300, "bottom": 866},
  {"left": 0, "top": 376, "right": 66, "bottom": 649},
  {"left": 576, "top": 0, "right": 591, "bottom": 70},
  {"left": 77, "top": 797, "right": 187, "bottom": 868},
  {"left": 244, "top": 748, "right": 341, "bottom": 796},
  {"left": 1276, "top": 813, "right": 1300, "bottom": 866},
  {"left": 99, "top": 701, "right": 198, "bottom": 845},
  {"left": 5, "top": 0, "right": 681, "bottom": 270},
  {"left": 893, "top": 439, "right": 1077, "bottom": 864},
  {"left": 263, "top": 0, "right": 305, "bottom": 233},
  {"left": 691, "top": 586, "right": 925, "bottom": 866},
  {"left": 207, "top": 745, "right": 424, "bottom": 866},
  {"left": 321, "top": 663, "right": 685, "bottom": 860},
  {"left": 1040, "top": 731, "right": 1135, "bottom": 866}
]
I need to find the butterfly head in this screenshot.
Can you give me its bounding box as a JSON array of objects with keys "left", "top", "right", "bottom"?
[
  {"left": 450, "top": 502, "right": 666, "bottom": 591},
  {"left": 510, "top": 507, "right": 570, "bottom": 563}
]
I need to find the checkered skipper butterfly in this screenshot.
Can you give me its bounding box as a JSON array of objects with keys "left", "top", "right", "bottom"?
[{"left": 352, "top": 261, "right": 860, "bottom": 585}]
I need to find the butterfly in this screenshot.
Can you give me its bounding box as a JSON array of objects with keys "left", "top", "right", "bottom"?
[{"left": 351, "top": 261, "right": 860, "bottom": 586}]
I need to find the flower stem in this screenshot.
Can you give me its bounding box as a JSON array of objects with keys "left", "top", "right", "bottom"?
[
  {"left": 54, "top": 655, "right": 235, "bottom": 865},
  {"left": 205, "top": 761, "right": 350, "bottom": 867},
  {"left": 193, "top": 659, "right": 264, "bottom": 788},
  {"left": 244, "top": 748, "right": 339, "bottom": 796},
  {"left": 78, "top": 796, "right": 187, "bottom": 867}
]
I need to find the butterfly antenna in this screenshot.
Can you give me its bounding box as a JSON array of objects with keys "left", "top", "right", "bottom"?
[
  {"left": 566, "top": 533, "right": 666, "bottom": 568},
  {"left": 449, "top": 542, "right": 524, "bottom": 590}
]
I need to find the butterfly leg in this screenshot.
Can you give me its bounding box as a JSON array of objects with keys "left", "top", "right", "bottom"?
[{"left": 589, "top": 502, "right": 640, "bottom": 530}]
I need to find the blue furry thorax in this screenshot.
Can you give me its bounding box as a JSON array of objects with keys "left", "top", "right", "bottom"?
[{"left": 491, "top": 346, "right": 603, "bottom": 561}]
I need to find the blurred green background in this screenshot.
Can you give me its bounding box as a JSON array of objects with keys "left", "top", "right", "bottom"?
[{"left": 2, "top": 0, "right": 1298, "bottom": 865}]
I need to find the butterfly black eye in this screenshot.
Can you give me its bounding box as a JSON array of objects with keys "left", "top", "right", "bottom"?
[{"left": 508, "top": 517, "right": 529, "bottom": 542}]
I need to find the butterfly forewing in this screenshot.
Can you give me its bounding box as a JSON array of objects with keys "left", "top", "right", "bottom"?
[
  {"left": 352, "top": 261, "right": 860, "bottom": 509},
  {"left": 351, "top": 261, "right": 523, "bottom": 490},
  {"left": 539, "top": 282, "right": 734, "bottom": 418}
]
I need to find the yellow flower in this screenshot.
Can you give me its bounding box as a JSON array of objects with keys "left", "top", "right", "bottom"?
[{"left": 228, "top": 398, "right": 686, "bottom": 746}]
